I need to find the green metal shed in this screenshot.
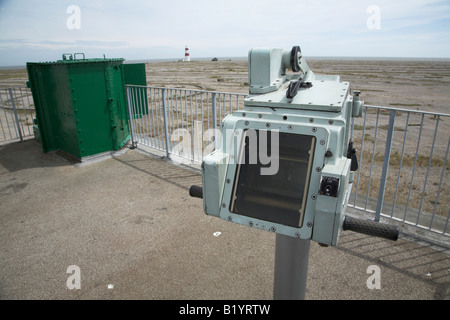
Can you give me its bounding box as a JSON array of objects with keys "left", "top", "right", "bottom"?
[{"left": 26, "top": 53, "right": 131, "bottom": 161}]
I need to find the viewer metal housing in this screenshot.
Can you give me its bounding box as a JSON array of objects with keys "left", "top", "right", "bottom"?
[{"left": 200, "top": 46, "right": 363, "bottom": 246}]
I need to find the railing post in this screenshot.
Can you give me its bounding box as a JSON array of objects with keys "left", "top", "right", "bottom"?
[
  {"left": 375, "top": 110, "right": 396, "bottom": 221},
  {"left": 9, "top": 88, "right": 23, "bottom": 142},
  {"left": 161, "top": 88, "right": 170, "bottom": 158},
  {"left": 212, "top": 92, "right": 217, "bottom": 150},
  {"left": 125, "top": 86, "right": 137, "bottom": 148}
]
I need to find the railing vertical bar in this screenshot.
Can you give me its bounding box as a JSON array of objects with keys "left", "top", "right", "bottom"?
[
  {"left": 212, "top": 92, "right": 217, "bottom": 150},
  {"left": 134, "top": 86, "right": 143, "bottom": 144},
  {"left": 18, "top": 88, "right": 31, "bottom": 136},
  {"left": 159, "top": 89, "right": 165, "bottom": 151},
  {"left": 206, "top": 93, "right": 210, "bottom": 134},
  {"left": 125, "top": 87, "right": 136, "bottom": 147},
  {"left": 11, "top": 88, "right": 24, "bottom": 136},
  {"left": 430, "top": 135, "right": 449, "bottom": 232},
  {"left": 365, "top": 108, "right": 380, "bottom": 209},
  {"left": 443, "top": 209, "right": 450, "bottom": 235},
  {"left": 139, "top": 87, "right": 147, "bottom": 145},
  {"left": 2, "top": 88, "right": 16, "bottom": 139},
  {"left": 183, "top": 90, "right": 189, "bottom": 161},
  {"left": 151, "top": 88, "right": 158, "bottom": 149},
  {"left": 162, "top": 88, "right": 170, "bottom": 158},
  {"left": 190, "top": 90, "right": 195, "bottom": 163},
  {"left": 25, "top": 88, "right": 34, "bottom": 132},
  {"left": 218, "top": 94, "right": 222, "bottom": 123},
  {"left": 155, "top": 89, "right": 165, "bottom": 151},
  {"left": 353, "top": 106, "right": 368, "bottom": 206},
  {"left": 143, "top": 87, "right": 150, "bottom": 146},
  {"left": 404, "top": 113, "right": 425, "bottom": 223},
  {"left": 181, "top": 90, "right": 186, "bottom": 133},
  {"left": 375, "top": 110, "right": 396, "bottom": 222},
  {"left": 391, "top": 111, "right": 410, "bottom": 218},
  {"left": 175, "top": 89, "right": 180, "bottom": 136},
  {"left": 200, "top": 92, "right": 205, "bottom": 158},
  {"left": 153, "top": 89, "right": 159, "bottom": 150},
  {"left": 9, "top": 88, "right": 23, "bottom": 142},
  {"left": 197, "top": 92, "right": 202, "bottom": 161},
  {"left": 128, "top": 87, "right": 136, "bottom": 140},
  {"left": 417, "top": 116, "right": 440, "bottom": 227},
  {"left": 149, "top": 88, "right": 157, "bottom": 148},
  {"left": 138, "top": 87, "right": 147, "bottom": 145},
  {"left": 166, "top": 89, "right": 172, "bottom": 153},
  {"left": 14, "top": 88, "right": 27, "bottom": 137},
  {"left": 171, "top": 89, "right": 177, "bottom": 152},
  {"left": 0, "top": 91, "right": 8, "bottom": 140}
]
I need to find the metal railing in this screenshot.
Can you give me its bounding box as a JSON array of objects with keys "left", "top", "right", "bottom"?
[
  {"left": 2, "top": 85, "right": 447, "bottom": 240},
  {"left": 349, "top": 105, "right": 450, "bottom": 238},
  {"left": 0, "top": 87, "right": 35, "bottom": 143},
  {"left": 126, "top": 85, "right": 247, "bottom": 164},
  {"left": 126, "top": 85, "right": 450, "bottom": 240}
]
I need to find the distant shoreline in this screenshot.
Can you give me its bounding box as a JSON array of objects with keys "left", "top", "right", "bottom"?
[{"left": 2, "top": 55, "right": 450, "bottom": 70}]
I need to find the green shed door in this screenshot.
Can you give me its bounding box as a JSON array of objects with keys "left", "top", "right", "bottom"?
[
  {"left": 68, "top": 64, "right": 114, "bottom": 157},
  {"left": 123, "top": 63, "right": 146, "bottom": 86},
  {"left": 123, "top": 63, "right": 148, "bottom": 118},
  {"left": 106, "top": 64, "right": 131, "bottom": 151}
]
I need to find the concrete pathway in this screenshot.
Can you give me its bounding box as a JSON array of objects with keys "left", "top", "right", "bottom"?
[{"left": 0, "top": 140, "right": 449, "bottom": 300}]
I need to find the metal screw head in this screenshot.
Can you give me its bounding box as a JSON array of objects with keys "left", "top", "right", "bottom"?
[
  {"left": 227, "top": 216, "right": 232, "bottom": 221},
  {"left": 287, "top": 125, "right": 293, "bottom": 130},
  {"left": 226, "top": 178, "right": 231, "bottom": 184},
  {"left": 242, "top": 112, "right": 246, "bottom": 117},
  {"left": 309, "top": 118, "right": 314, "bottom": 123},
  {"left": 311, "top": 194, "right": 317, "bottom": 200},
  {"left": 294, "top": 232, "right": 300, "bottom": 238},
  {"left": 222, "top": 203, "right": 227, "bottom": 208},
  {"left": 244, "top": 121, "right": 249, "bottom": 126},
  {"left": 312, "top": 127, "right": 317, "bottom": 132},
  {"left": 249, "top": 221, "right": 254, "bottom": 227},
  {"left": 307, "top": 222, "right": 313, "bottom": 228},
  {"left": 328, "top": 119, "right": 334, "bottom": 125},
  {"left": 258, "top": 114, "right": 263, "bottom": 119},
  {"left": 315, "top": 167, "right": 321, "bottom": 172},
  {"left": 266, "top": 123, "right": 271, "bottom": 128},
  {"left": 270, "top": 226, "right": 276, "bottom": 232},
  {"left": 320, "top": 140, "right": 325, "bottom": 145}
]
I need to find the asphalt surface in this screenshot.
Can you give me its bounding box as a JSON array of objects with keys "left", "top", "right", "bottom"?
[{"left": 0, "top": 139, "right": 449, "bottom": 300}]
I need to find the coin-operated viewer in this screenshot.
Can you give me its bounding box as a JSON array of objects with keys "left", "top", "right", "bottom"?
[{"left": 190, "top": 46, "right": 399, "bottom": 246}]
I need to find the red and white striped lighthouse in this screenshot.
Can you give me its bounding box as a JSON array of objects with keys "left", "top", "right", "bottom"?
[{"left": 184, "top": 45, "right": 190, "bottom": 62}]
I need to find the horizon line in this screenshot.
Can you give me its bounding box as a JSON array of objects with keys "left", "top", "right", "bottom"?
[{"left": 2, "top": 55, "right": 450, "bottom": 69}]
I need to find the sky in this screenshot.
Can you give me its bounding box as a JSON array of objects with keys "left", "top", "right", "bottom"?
[{"left": 0, "top": 0, "right": 450, "bottom": 66}]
